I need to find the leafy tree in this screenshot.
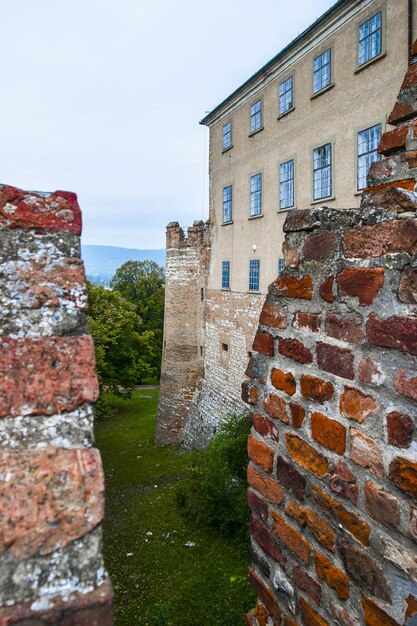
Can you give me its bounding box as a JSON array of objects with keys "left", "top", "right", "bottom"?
[
  {"left": 110, "top": 260, "right": 165, "bottom": 373},
  {"left": 87, "top": 281, "right": 155, "bottom": 394}
]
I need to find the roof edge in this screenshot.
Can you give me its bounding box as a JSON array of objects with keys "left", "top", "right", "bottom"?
[{"left": 199, "top": 0, "right": 348, "bottom": 126}]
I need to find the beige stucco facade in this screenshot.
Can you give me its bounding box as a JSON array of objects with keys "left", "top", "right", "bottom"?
[
  {"left": 157, "top": 0, "right": 416, "bottom": 448},
  {"left": 205, "top": 0, "right": 413, "bottom": 294}
]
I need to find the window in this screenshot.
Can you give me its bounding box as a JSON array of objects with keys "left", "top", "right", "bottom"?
[
  {"left": 279, "top": 76, "right": 293, "bottom": 115},
  {"left": 313, "top": 49, "right": 331, "bottom": 94},
  {"left": 223, "top": 122, "right": 232, "bottom": 150},
  {"left": 359, "top": 12, "right": 382, "bottom": 66},
  {"left": 249, "top": 260, "right": 260, "bottom": 291},
  {"left": 357, "top": 123, "right": 381, "bottom": 190},
  {"left": 250, "top": 174, "right": 262, "bottom": 217},
  {"left": 250, "top": 100, "right": 262, "bottom": 133},
  {"left": 223, "top": 185, "right": 233, "bottom": 223},
  {"left": 278, "top": 257, "right": 285, "bottom": 273},
  {"left": 280, "top": 160, "right": 294, "bottom": 209},
  {"left": 222, "top": 260, "right": 230, "bottom": 290},
  {"left": 313, "top": 143, "right": 332, "bottom": 200}
]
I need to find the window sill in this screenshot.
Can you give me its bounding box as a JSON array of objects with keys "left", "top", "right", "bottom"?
[
  {"left": 311, "top": 83, "right": 335, "bottom": 100},
  {"left": 222, "top": 145, "right": 233, "bottom": 154},
  {"left": 354, "top": 190, "right": 364, "bottom": 196},
  {"left": 222, "top": 220, "right": 233, "bottom": 226},
  {"left": 355, "top": 52, "right": 386, "bottom": 74},
  {"left": 248, "top": 213, "right": 264, "bottom": 220},
  {"left": 310, "top": 196, "right": 336, "bottom": 206},
  {"left": 277, "top": 107, "right": 295, "bottom": 120},
  {"left": 249, "top": 127, "right": 264, "bottom": 137},
  {"left": 221, "top": 288, "right": 230, "bottom": 291},
  {"left": 278, "top": 206, "right": 296, "bottom": 213},
  {"left": 248, "top": 290, "right": 261, "bottom": 294}
]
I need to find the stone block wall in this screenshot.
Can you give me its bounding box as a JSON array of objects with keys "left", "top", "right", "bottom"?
[
  {"left": 0, "top": 185, "right": 113, "bottom": 624},
  {"left": 156, "top": 220, "right": 210, "bottom": 444},
  {"left": 244, "top": 49, "right": 417, "bottom": 626}
]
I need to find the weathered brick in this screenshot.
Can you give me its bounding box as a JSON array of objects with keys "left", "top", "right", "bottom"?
[
  {"left": 299, "top": 597, "right": 329, "bottom": 626},
  {"left": 364, "top": 480, "right": 400, "bottom": 529},
  {"left": 325, "top": 313, "right": 364, "bottom": 344},
  {"left": 387, "top": 411, "right": 414, "bottom": 448},
  {"left": 294, "top": 312, "right": 321, "bottom": 333},
  {"left": 0, "top": 447, "right": 104, "bottom": 559},
  {"left": 248, "top": 489, "right": 268, "bottom": 523},
  {"left": 399, "top": 265, "right": 417, "bottom": 303},
  {"left": 350, "top": 428, "right": 384, "bottom": 477},
  {"left": 292, "top": 564, "right": 322, "bottom": 606},
  {"left": 378, "top": 125, "right": 408, "bottom": 155},
  {"left": 247, "top": 384, "right": 259, "bottom": 405},
  {"left": 358, "top": 356, "right": 384, "bottom": 385},
  {"left": 0, "top": 335, "right": 99, "bottom": 418},
  {"left": 283, "top": 617, "right": 299, "bottom": 626},
  {"left": 394, "top": 369, "right": 417, "bottom": 400},
  {"left": 343, "top": 219, "right": 417, "bottom": 258},
  {"left": 248, "top": 463, "right": 284, "bottom": 506},
  {"left": 311, "top": 412, "right": 346, "bottom": 455},
  {"left": 329, "top": 460, "right": 358, "bottom": 505},
  {"left": 271, "top": 368, "right": 296, "bottom": 396},
  {"left": 366, "top": 313, "right": 417, "bottom": 355},
  {"left": 0, "top": 185, "right": 82, "bottom": 234},
  {"left": 362, "top": 184, "right": 417, "bottom": 212},
  {"left": 274, "top": 275, "right": 313, "bottom": 300},
  {"left": 254, "top": 602, "right": 268, "bottom": 626},
  {"left": 259, "top": 300, "right": 287, "bottom": 329},
  {"left": 248, "top": 569, "right": 282, "bottom": 620},
  {"left": 319, "top": 275, "right": 335, "bottom": 303},
  {"left": 338, "top": 538, "right": 391, "bottom": 602},
  {"left": 263, "top": 392, "right": 289, "bottom": 423},
  {"left": 253, "top": 331, "right": 275, "bottom": 356},
  {"left": 286, "top": 433, "right": 329, "bottom": 478},
  {"left": 285, "top": 500, "right": 335, "bottom": 551},
  {"left": 380, "top": 536, "right": 417, "bottom": 579},
  {"left": 340, "top": 386, "right": 378, "bottom": 423},
  {"left": 0, "top": 579, "right": 114, "bottom": 626},
  {"left": 248, "top": 434, "right": 274, "bottom": 472},
  {"left": 289, "top": 402, "right": 306, "bottom": 428},
  {"left": 303, "top": 230, "right": 337, "bottom": 261},
  {"left": 282, "top": 241, "right": 300, "bottom": 269},
  {"left": 406, "top": 594, "right": 417, "bottom": 621},
  {"left": 328, "top": 602, "right": 359, "bottom": 626},
  {"left": 388, "top": 100, "right": 415, "bottom": 125},
  {"left": 313, "top": 485, "right": 371, "bottom": 546},
  {"left": 249, "top": 517, "right": 286, "bottom": 565},
  {"left": 300, "top": 375, "right": 334, "bottom": 403},
  {"left": 337, "top": 268, "right": 384, "bottom": 306},
  {"left": 317, "top": 342, "right": 354, "bottom": 380},
  {"left": 271, "top": 511, "right": 311, "bottom": 564},
  {"left": 249, "top": 544, "right": 271, "bottom": 580},
  {"left": 410, "top": 507, "right": 417, "bottom": 542},
  {"left": 389, "top": 456, "right": 417, "bottom": 502},
  {"left": 278, "top": 337, "right": 313, "bottom": 364},
  {"left": 361, "top": 594, "right": 400, "bottom": 626},
  {"left": 315, "top": 552, "right": 350, "bottom": 601},
  {"left": 252, "top": 413, "right": 279, "bottom": 442},
  {"left": 276, "top": 456, "right": 307, "bottom": 500}
]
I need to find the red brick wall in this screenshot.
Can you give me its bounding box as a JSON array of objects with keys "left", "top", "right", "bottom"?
[
  {"left": 244, "top": 47, "right": 417, "bottom": 626},
  {"left": 0, "top": 186, "right": 113, "bottom": 624}
]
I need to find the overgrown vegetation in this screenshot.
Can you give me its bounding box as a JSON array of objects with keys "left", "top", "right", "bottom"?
[
  {"left": 175, "top": 415, "right": 252, "bottom": 543},
  {"left": 95, "top": 392, "right": 254, "bottom": 625}
]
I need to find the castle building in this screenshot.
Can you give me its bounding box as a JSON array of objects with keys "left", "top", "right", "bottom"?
[{"left": 156, "top": 0, "right": 416, "bottom": 447}]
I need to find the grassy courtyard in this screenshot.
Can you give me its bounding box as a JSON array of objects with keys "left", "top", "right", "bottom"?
[{"left": 95, "top": 390, "right": 254, "bottom": 625}]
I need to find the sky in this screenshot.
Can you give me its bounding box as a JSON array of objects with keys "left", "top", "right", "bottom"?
[{"left": 1, "top": 0, "right": 336, "bottom": 249}]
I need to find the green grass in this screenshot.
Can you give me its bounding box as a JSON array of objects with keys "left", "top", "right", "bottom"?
[{"left": 95, "top": 390, "right": 255, "bottom": 625}]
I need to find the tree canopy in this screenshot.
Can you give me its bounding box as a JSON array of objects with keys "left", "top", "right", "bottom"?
[
  {"left": 87, "top": 281, "right": 155, "bottom": 394},
  {"left": 110, "top": 260, "right": 165, "bottom": 371}
]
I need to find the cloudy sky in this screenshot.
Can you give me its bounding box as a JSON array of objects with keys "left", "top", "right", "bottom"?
[{"left": 2, "top": 0, "right": 335, "bottom": 249}]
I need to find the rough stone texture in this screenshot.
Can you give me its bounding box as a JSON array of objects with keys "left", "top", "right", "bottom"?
[
  {"left": 0, "top": 186, "right": 112, "bottom": 622},
  {"left": 243, "top": 55, "right": 417, "bottom": 624},
  {"left": 156, "top": 221, "right": 210, "bottom": 444}
]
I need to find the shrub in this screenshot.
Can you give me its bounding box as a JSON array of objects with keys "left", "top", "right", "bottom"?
[{"left": 175, "top": 414, "right": 251, "bottom": 541}]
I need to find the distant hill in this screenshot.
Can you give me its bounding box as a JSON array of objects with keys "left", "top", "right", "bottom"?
[{"left": 82, "top": 245, "right": 165, "bottom": 286}]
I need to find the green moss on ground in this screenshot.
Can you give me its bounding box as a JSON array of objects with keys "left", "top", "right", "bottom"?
[{"left": 95, "top": 390, "right": 255, "bottom": 625}]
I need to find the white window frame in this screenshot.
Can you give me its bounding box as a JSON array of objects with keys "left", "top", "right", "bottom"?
[
  {"left": 279, "top": 159, "right": 295, "bottom": 210},
  {"left": 250, "top": 173, "right": 262, "bottom": 217},
  {"left": 250, "top": 99, "right": 263, "bottom": 134},
  {"left": 313, "top": 48, "right": 332, "bottom": 95},
  {"left": 222, "top": 121, "right": 232, "bottom": 151},
  {"left": 222, "top": 185, "right": 233, "bottom": 223},
  {"left": 221, "top": 260, "right": 230, "bottom": 290},
  {"left": 356, "top": 121, "right": 383, "bottom": 192},
  {"left": 279, "top": 75, "right": 294, "bottom": 117},
  {"left": 312, "top": 142, "right": 333, "bottom": 202},
  {"left": 249, "top": 259, "right": 260, "bottom": 292}
]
